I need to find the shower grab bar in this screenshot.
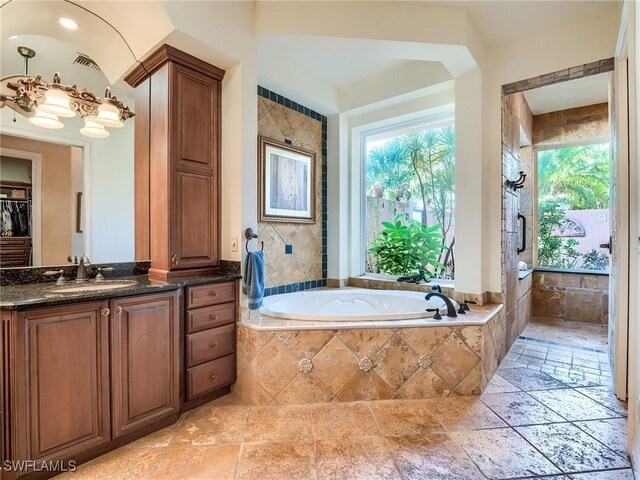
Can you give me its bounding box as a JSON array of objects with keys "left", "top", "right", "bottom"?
[{"left": 518, "top": 214, "right": 526, "bottom": 254}]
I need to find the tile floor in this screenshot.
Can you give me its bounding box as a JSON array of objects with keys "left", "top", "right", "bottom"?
[{"left": 57, "top": 334, "right": 632, "bottom": 480}]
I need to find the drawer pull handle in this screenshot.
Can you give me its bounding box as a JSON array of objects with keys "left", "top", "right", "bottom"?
[
  {"left": 210, "top": 341, "right": 218, "bottom": 349},
  {"left": 113, "top": 306, "right": 122, "bottom": 315},
  {"left": 209, "top": 291, "right": 217, "bottom": 297},
  {"left": 101, "top": 308, "right": 110, "bottom": 317},
  {"left": 210, "top": 374, "right": 218, "bottom": 381},
  {"left": 210, "top": 314, "right": 218, "bottom": 321}
]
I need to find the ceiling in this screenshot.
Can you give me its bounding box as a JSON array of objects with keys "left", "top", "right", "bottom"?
[
  {"left": 523, "top": 73, "right": 609, "bottom": 115},
  {"left": 427, "top": 0, "right": 618, "bottom": 46},
  {"left": 283, "top": 51, "right": 412, "bottom": 88}
]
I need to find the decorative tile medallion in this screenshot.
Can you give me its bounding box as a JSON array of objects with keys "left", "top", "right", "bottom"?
[
  {"left": 418, "top": 355, "right": 433, "bottom": 369},
  {"left": 359, "top": 357, "right": 373, "bottom": 372},
  {"left": 299, "top": 358, "right": 313, "bottom": 374}
]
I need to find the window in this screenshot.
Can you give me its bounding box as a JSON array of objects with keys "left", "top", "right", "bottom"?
[
  {"left": 364, "top": 120, "right": 455, "bottom": 279},
  {"left": 536, "top": 143, "right": 610, "bottom": 271}
]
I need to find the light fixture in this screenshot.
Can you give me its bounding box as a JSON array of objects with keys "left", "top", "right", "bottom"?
[
  {"left": 95, "top": 91, "right": 123, "bottom": 128},
  {"left": 28, "top": 109, "right": 63, "bottom": 129},
  {"left": 38, "top": 78, "right": 75, "bottom": 117},
  {"left": 0, "top": 47, "right": 134, "bottom": 138},
  {"left": 8, "top": 35, "right": 18, "bottom": 40},
  {"left": 80, "top": 115, "right": 110, "bottom": 138},
  {"left": 58, "top": 17, "right": 78, "bottom": 30}
]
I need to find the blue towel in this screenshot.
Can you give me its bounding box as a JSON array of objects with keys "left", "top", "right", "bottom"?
[{"left": 242, "top": 251, "right": 265, "bottom": 310}]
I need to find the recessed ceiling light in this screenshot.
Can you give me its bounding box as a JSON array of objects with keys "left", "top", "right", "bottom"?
[{"left": 58, "top": 17, "right": 78, "bottom": 30}]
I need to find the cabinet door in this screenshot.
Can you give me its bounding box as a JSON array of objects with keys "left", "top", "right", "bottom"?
[
  {"left": 169, "top": 64, "right": 220, "bottom": 270},
  {"left": 110, "top": 291, "right": 180, "bottom": 439},
  {"left": 14, "top": 302, "right": 110, "bottom": 466}
]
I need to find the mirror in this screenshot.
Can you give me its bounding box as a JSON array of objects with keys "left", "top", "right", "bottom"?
[{"left": 0, "top": 27, "right": 136, "bottom": 267}]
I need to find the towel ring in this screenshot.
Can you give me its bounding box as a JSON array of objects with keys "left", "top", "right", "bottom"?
[{"left": 245, "top": 227, "right": 264, "bottom": 253}]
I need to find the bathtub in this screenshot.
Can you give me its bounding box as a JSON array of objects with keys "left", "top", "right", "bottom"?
[{"left": 260, "top": 288, "right": 453, "bottom": 322}]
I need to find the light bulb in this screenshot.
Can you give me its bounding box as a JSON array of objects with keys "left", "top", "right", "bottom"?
[
  {"left": 39, "top": 87, "right": 75, "bottom": 117},
  {"left": 95, "top": 102, "right": 123, "bottom": 128},
  {"left": 80, "top": 115, "right": 109, "bottom": 138},
  {"left": 29, "top": 109, "right": 63, "bottom": 129},
  {"left": 59, "top": 17, "right": 78, "bottom": 30}
]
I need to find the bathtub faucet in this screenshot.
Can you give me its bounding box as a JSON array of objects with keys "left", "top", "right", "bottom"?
[{"left": 425, "top": 292, "right": 457, "bottom": 318}]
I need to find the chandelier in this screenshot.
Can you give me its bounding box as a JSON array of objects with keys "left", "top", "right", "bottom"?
[{"left": 0, "top": 46, "right": 134, "bottom": 138}]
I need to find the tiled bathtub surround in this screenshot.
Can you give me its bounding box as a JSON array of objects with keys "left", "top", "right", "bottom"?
[
  {"left": 257, "top": 87, "right": 327, "bottom": 295},
  {"left": 233, "top": 305, "right": 504, "bottom": 404},
  {"left": 533, "top": 270, "right": 610, "bottom": 325}
]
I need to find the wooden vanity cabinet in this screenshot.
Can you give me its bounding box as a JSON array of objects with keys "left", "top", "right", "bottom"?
[
  {"left": 110, "top": 292, "right": 180, "bottom": 439},
  {"left": 12, "top": 302, "right": 111, "bottom": 472},
  {"left": 3, "top": 290, "right": 181, "bottom": 478}
]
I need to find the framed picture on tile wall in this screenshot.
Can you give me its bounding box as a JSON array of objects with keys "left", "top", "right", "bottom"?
[{"left": 258, "top": 136, "right": 316, "bottom": 223}]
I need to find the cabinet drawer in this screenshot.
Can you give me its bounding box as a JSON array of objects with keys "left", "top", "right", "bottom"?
[
  {"left": 186, "top": 282, "right": 235, "bottom": 309},
  {"left": 187, "top": 354, "right": 235, "bottom": 399},
  {"left": 187, "top": 303, "right": 235, "bottom": 333},
  {"left": 187, "top": 324, "right": 234, "bottom": 367}
]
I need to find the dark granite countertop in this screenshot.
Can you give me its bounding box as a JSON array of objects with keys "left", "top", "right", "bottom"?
[{"left": 0, "top": 274, "right": 241, "bottom": 310}]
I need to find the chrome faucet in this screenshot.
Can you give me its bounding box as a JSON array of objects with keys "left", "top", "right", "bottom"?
[
  {"left": 425, "top": 292, "right": 457, "bottom": 318},
  {"left": 75, "top": 254, "right": 91, "bottom": 282}
]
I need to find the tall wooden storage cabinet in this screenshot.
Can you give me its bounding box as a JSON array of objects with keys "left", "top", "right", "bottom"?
[{"left": 125, "top": 45, "right": 225, "bottom": 280}]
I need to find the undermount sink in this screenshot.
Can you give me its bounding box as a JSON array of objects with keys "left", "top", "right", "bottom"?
[{"left": 50, "top": 280, "right": 138, "bottom": 294}]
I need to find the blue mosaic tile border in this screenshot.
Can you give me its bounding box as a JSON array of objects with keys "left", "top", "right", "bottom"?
[{"left": 258, "top": 86, "right": 327, "bottom": 297}]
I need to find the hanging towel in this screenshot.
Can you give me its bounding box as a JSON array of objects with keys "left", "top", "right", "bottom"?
[{"left": 243, "top": 251, "right": 265, "bottom": 310}]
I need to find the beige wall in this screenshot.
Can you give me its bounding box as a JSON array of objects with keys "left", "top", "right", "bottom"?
[
  {"left": 257, "top": 97, "right": 323, "bottom": 288},
  {"left": 0, "top": 134, "right": 74, "bottom": 265}
]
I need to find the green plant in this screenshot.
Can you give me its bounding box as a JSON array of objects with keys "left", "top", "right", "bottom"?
[
  {"left": 537, "top": 201, "right": 582, "bottom": 269},
  {"left": 581, "top": 249, "right": 609, "bottom": 271},
  {"left": 368, "top": 215, "right": 446, "bottom": 276}
]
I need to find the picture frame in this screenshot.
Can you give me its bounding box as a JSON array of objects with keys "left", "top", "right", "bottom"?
[{"left": 258, "top": 136, "right": 316, "bottom": 223}]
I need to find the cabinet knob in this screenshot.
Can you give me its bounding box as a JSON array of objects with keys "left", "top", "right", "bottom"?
[
  {"left": 113, "top": 306, "right": 122, "bottom": 315},
  {"left": 101, "top": 308, "right": 110, "bottom": 317},
  {"left": 210, "top": 341, "right": 218, "bottom": 349},
  {"left": 210, "top": 374, "right": 218, "bottom": 381},
  {"left": 209, "top": 314, "right": 218, "bottom": 321},
  {"left": 209, "top": 291, "right": 217, "bottom": 297}
]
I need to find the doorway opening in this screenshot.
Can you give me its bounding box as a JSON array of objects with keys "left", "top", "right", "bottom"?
[{"left": 499, "top": 58, "right": 627, "bottom": 403}]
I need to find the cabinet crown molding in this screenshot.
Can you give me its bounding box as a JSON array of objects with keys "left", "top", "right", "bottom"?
[{"left": 125, "top": 44, "right": 226, "bottom": 87}]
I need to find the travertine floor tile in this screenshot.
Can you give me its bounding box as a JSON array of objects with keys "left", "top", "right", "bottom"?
[
  {"left": 368, "top": 399, "right": 443, "bottom": 436},
  {"left": 450, "top": 428, "right": 561, "bottom": 479},
  {"left": 483, "top": 373, "right": 522, "bottom": 394},
  {"left": 569, "top": 469, "right": 635, "bottom": 479},
  {"left": 244, "top": 405, "right": 312, "bottom": 443},
  {"left": 149, "top": 445, "right": 240, "bottom": 479},
  {"left": 385, "top": 433, "right": 484, "bottom": 479},
  {"left": 480, "top": 391, "right": 566, "bottom": 426},
  {"left": 58, "top": 447, "right": 167, "bottom": 480},
  {"left": 427, "top": 396, "right": 508, "bottom": 431},
  {"left": 516, "top": 423, "right": 630, "bottom": 473},
  {"left": 529, "top": 389, "right": 621, "bottom": 421},
  {"left": 315, "top": 437, "right": 402, "bottom": 480},
  {"left": 235, "top": 442, "right": 316, "bottom": 480},
  {"left": 311, "top": 402, "right": 379, "bottom": 439},
  {"left": 498, "top": 367, "right": 568, "bottom": 391},
  {"left": 574, "top": 386, "right": 628, "bottom": 417},
  {"left": 171, "top": 406, "right": 248, "bottom": 446},
  {"left": 573, "top": 418, "right": 628, "bottom": 458}
]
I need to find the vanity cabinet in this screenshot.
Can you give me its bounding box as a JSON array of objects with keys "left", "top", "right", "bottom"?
[
  {"left": 3, "top": 290, "right": 181, "bottom": 478},
  {"left": 125, "top": 45, "right": 225, "bottom": 281},
  {"left": 183, "top": 281, "right": 237, "bottom": 409},
  {"left": 12, "top": 302, "right": 111, "bottom": 470},
  {"left": 110, "top": 292, "right": 180, "bottom": 439}
]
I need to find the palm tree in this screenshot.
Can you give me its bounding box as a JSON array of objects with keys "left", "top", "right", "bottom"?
[
  {"left": 538, "top": 144, "right": 609, "bottom": 210},
  {"left": 366, "top": 139, "right": 412, "bottom": 194}
]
